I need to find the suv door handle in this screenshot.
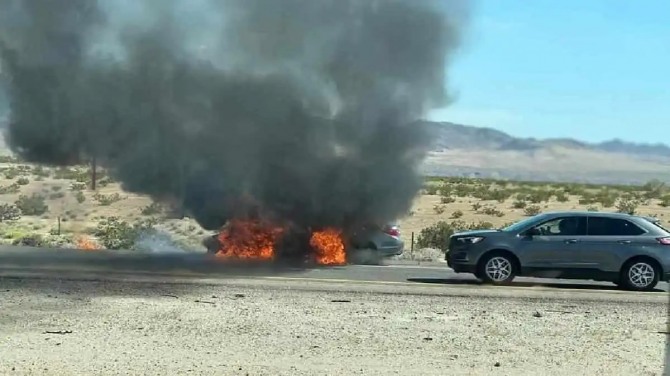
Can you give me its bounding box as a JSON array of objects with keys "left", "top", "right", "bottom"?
[
  {"left": 564, "top": 239, "right": 578, "bottom": 244},
  {"left": 618, "top": 240, "right": 631, "bottom": 244}
]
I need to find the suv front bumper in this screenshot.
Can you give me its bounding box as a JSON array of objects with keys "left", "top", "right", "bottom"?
[{"left": 446, "top": 250, "right": 477, "bottom": 273}]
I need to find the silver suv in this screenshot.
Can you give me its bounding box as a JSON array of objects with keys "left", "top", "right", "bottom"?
[{"left": 446, "top": 211, "right": 670, "bottom": 291}]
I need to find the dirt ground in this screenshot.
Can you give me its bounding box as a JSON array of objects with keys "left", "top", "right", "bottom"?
[
  {"left": 398, "top": 193, "right": 670, "bottom": 241},
  {"left": 2, "top": 162, "right": 670, "bottom": 258},
  {"left": 0, "top": 277, "right": 666, "bottom": 376}
]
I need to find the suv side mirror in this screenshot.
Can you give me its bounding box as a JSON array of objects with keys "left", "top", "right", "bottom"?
[{"left": 524, "top": 227, "right": 541, "bottom": 237}]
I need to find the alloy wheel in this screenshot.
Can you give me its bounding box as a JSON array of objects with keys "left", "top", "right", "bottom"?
[
  {"left": 485, "top": 256, "right": 512, "bottom": 282},
  {"left": 628, "top": 262, "right": 656, "bottom": 289}
]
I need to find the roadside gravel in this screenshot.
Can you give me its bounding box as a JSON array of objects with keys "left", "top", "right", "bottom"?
[{"left": 0, "top": 277, "right": 667, "bottom": 375}]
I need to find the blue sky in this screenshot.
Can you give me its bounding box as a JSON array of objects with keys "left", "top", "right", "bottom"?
[{"left": 428, "top": 0, "right": 670, "bottom": 144}]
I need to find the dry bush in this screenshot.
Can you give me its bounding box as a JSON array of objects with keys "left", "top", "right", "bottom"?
[
  {"left": 523, "top": 205, "right": 541, "bottom": 216},
  {"left": 15, "top": 194, "right": 49, "bottom": 216},
  {"left": 0, "top": 204, "right": 21, "bottom": 222}
]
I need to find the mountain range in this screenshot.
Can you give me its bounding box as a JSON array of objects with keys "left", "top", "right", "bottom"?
[
  {"left": 420, "top": 122, "right": 670, "bottom": 185},
  {"left": 2, "top": 119, "right": 669, "bottom": 185}
]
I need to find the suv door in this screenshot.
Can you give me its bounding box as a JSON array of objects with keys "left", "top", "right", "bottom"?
[
  {"left": 516, "top": 215, "right": 588, "bottom": 269},
  {"left": 581, "top": 216, "right": 648, "bottom": 272}
]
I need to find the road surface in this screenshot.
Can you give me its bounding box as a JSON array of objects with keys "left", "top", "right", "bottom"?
[
  {"left": 0, "top": 245, "right": 668, "bottom": 298},
  {"left": 1, "top": 246, "right": 668, "bottom": 375}
]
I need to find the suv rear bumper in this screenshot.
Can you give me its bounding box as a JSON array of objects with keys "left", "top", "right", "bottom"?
[{"left": 377, "top": 242, "right": 405, "bottom": 257}]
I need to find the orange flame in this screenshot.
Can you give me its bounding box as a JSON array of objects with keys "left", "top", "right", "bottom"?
[
  {"left": 310, "top": 228, "right": 346, "bottom": 265},
  {"left": 215, "top": 219, "right": 284, "bottom": 261},
  {"left": 75, "top": 235, "right": 100, "bottom": 251}
]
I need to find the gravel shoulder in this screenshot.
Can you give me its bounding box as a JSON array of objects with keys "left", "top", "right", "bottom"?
[{"left": 0, "top": 276, "right": 667, "bottom": 376}]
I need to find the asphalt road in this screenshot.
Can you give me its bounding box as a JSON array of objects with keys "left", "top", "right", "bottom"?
[{"left": 0, "top": 246, "right": 668, "bottom": 297}]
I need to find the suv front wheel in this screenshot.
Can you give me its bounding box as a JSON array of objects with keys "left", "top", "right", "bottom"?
[{"left": 477, "top": 252, "right": 517, "bottom": 285}]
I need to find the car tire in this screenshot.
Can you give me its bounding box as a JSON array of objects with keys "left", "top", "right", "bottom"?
[
  {"left": 477, "top": 252, "right": 517, "bottom": 285},
  {"left": 619, "top": 259, "right": 660, "bottom": 291}
]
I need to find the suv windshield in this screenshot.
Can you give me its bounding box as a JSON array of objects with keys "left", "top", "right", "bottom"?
[{"left": 501, "top": 214, "right": 548, "bottom": 233}]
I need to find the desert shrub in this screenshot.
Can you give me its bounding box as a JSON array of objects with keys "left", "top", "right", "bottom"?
[
  {"left": 622, "top": 191, "right": 645, "bottom": 202},
  {"left": 596, "top": 195, "right": 616, "bottom": 208},
  {"left": 616, "top": 199, "right": 638, "bottom": 215},
  {"left": 53, "top": 167, "right": 89, "bottom": 182},
  {"left": 0, "top": 204, "right": 21, "bottom": 222},
  {"left": 423, "top": 184, "right": 439, "bottom": 195},
  {"left": 587, "top": 206, "right": 599, "bottom": 212},
  {"left": 589, "top": 189, "right": 617, "bottom": 207},
  {"left": 70, "top": 182, "right": 87, "bottom": 191},
  {"left": 15, "top": 194, "right": 49, "bottom": 216},
  {"left": 578, "top": 193, "right": 597, "bottom": 205},
  {"left": 525, "top": 190, "right": 552, "bottom": 203},
  {"left": 75, "top": 191, "right": 86, "bottom": 203},
  {"left": 33, "top": 166, "right": 50, "bottom": 178},
  {"left": 471, "top": 202, "right": 482, "bottom": 211},
  {"left": 16, "top": 177, "right": 30, "bottom": 186},
  {"left": 93, "top": 193, "right": 124, "bottom": 206},
  {"left": 659, "top": 195, "right": 670, "bottom": 207},
  {"left": 512, "top": 200, "right": 527, "bottom": 209},
  {"left": 49, "top": 192, "right": 66, "bottom": 200},
  {"left": 0, "top": 183, "right": 21, "bottom": 195},
  {"left": 642, "top": 179, "right": 666, "bottom": 199},
  {"left": 101, "top": 174, "right": 114, "bottom": 183},
  {"left": 94, "top": 217, "right": 158, "bottom": 250},
  {"left": 416, "top": 220, "right": 491, "bottom": 252},
  {"left": 2, "top": 169, "right": 15, "bottom": 179},
  {"left": 97, "top": 177, "right": 112, "bottom": 188},
  {"left": 433, "top": 204, "right": 446, "bottom": 214},
  {"left": 555, "top": 192, "right": 569, "bottom": 202},
  {"left": 489, "top": 189, "right": 512, "bottom": 203},
  {"left": 500, "top": 221, "right": 515, "bottom": 229},
  {"left": 12, "top": 234, "right": 44, "bottom": 247},
  {"left": 450, "top": 210, "right": 463, "bottom": 219},
  {"left": 440, "top": 195, "right": 456, "bottom": 204},
  {"left": 141, "top": 202, "right": 163, "bottom": 216},
  {"left": 416, "top": 222, "right": 453, "bottom": 252},
  {"left": 479, "top": 206, "right": 505, "bottom": 217},
  {"left": 523, "top": 205, "right": 541, "bottom": 216},
  {"left": 0, "top": 155, "right": 18, "bottom": 163},
  {"left": 11, "top": 233, "right": 73, "bottom": 248},
  {"left": 453, "top": 184, "right": 472, "bottom": 197}
]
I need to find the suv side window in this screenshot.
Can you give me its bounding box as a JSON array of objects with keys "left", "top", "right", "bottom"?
[
  {"left": 587, "top": 217, "right": 646, "bottom": 236},
  {"left": 531, "top": 216, "right": 587, "bottom": 236}
]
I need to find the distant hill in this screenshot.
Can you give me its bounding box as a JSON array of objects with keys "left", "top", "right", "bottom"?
[
  {"left": 2, "top": 116, "right": 669, "bottom": 185},
  {"left": 420, "top": 121, "right": 670, "bottom": 184}
]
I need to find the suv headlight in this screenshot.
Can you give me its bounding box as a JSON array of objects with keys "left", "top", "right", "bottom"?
[{"left": 458, "top": 236, "right": 485, "bottom": 244}]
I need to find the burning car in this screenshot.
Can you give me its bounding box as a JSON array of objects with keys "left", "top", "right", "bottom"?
[
  {"left": 348, "top": 223, "right": 404, "bottom": 258},
  {"left": 202, "top": 221, "right": 404, "bottom": 264}
]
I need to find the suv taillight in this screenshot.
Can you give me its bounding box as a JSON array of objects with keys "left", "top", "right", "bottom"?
[{"left": 657, "top": 237, "right": 670, "bottom": 245}]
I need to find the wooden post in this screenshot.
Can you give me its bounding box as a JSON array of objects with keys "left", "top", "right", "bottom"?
[
  {"left": 90, "top": 156, "right": 97, "bottom": 191},
  {"left": 57, "top": 216, "right": 61, "bottom": 236},
  {"left": 410, "top": 231, "right": 414, "bottom": 260}
]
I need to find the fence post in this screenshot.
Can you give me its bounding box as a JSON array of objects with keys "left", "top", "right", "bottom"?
[
  {"left": 410, "top": 231, "right": 414, "bottom": 261},
  {"left": 90, "top": 156, "right": 97, "bottom": 191},
  {"left": 57, "top": 216, "right": 61, "bottom": 236}
]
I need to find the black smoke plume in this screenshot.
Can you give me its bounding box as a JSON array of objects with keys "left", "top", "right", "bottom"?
[{"left": 0, "top": 0, "right": 468, "bottom": 232}]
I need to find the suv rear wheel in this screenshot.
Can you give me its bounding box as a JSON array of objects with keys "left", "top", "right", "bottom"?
[
  {"left": 619, "top": 259, "right": 660, "bottom": 291},
  {"left": 477, "top": 252, "right": 517, "bottom": 285}
]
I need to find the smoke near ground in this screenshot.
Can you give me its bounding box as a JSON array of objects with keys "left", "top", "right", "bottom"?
[{"left": 0, "top": 0, "right": 468, "bottom": 232}]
